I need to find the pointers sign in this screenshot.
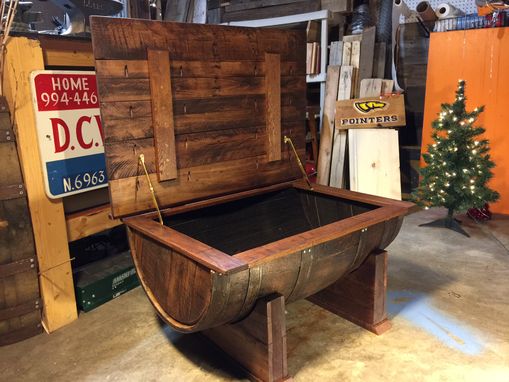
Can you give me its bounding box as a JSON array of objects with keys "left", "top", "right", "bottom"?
[
  {"left": 31, "top": 71, "right": 107, "bottom": 198},
  {"left": 335, "top": 94, "right": 406, "bottom": 129}
]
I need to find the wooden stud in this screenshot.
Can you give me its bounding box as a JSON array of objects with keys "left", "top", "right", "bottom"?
[
  {"left": 66, "top": 204, "right": 122, "bottom": 242},
  {"left": 342, "top": 41, "right": 352, "bottom": 65},
  {"left": 329, "top": 66, "right": 354, "bottom": 188},
  {"left": 316, "top": 66, "right": 340, "bottom": 185},
  {"left": 337, "top": 66, "right": 355, "bottom": 101},
  {"left": 147, "top": 49, "right": 178, "bottom": 181},
  {"left": 359, "top": 78, "right": 383, "bottom": 99},
  {"left": 358, "top": 27, "right": 376, "bottom": 92},
  {"left": 2, "top": 37, "right": 77, "bottom": 332},
  {"left": 265, "top": 53, "right": 281, "bottom": 162},
  {"left": 204, "top": 294, "right": 288, "bottom": 382}
]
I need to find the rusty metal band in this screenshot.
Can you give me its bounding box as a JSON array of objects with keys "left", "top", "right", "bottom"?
[
  {"left": 0, "top": 127, "right": 15, "bottom": 143},
  {"left": 0, "top": 257, "right": 36, "bottom": 278},
  {"left": 0, "top": 183, "right": 25, "bottom": 200},
  {"left": 0, "top": 299, "right": 41, "bottom": 321}
]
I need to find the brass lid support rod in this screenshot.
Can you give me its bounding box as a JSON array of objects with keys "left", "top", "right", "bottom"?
[
  {"left": 283, "top": 135, "right": 313, "bottom": 190},
  {"left": 138, "top": 154, "right": 164, "bottom": 225}
]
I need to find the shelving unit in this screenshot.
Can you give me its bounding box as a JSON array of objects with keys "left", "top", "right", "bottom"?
[
  {"left": 2, "top": 35, "right": 120, "bottom": 332},
  {"left": 224, "top": 9, "right": 330, "bottom": 125}
]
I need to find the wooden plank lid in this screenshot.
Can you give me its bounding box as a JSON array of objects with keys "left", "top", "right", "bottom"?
[{"left": 90, "top": 17, "right": 307, "bottom": 218}]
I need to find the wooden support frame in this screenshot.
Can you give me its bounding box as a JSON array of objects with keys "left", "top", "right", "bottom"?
[
  {"left": 204, "top": 294, "right": 288, "bottom": 382},
  {"left": 202, "top": 250, "right": 391, "bottom": 381},
  {"left": 2, "top": 37, "right": 78, "bottom": 332},
  {"left": 265, "top": 52, "right": 281, "bottom": 162},
  {"left": 1, "top": 36, "right": 117, "bottom": 332},
  {"left": 66, "top": 204, "right": 122, "bottom": 242},
  {"left": 147, "top": 49, "right": 178, "bottom": 181},
  {"left": 308, "top": 250, "right": 391, "bottom": 335}
]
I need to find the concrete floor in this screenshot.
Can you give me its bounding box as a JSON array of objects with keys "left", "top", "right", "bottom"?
[{"left": 1, "top": 208, "right": 508, "bottom": 382}]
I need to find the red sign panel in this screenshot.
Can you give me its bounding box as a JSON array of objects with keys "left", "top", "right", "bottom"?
[{"left": 33, "top": 73, "right": 99, "bottom": 112}]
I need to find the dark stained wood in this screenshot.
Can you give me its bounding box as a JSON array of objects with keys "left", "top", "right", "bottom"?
[
  {"left": 293, "top": 180, "right": 416, "bottom": 210},
  {"left": 125, "top": 183, "right": 410, "bottom": 332},
  {"left": 134, "top": 182, "right": 294, "bottom": 219},
  {"left": 92, "top": 18, "right": 307, "bottom": 218},
  {"left": 97, "top": 76, "right": 305, "bottom": 103},
  {"left": 308, "top": 250, "right": 391, "bottom": 335},
  {"left": 104, "top": 123, "right": 305, "bottom": 179},
  {"left": 222, "top": 0, "right": 320, "bottom": 22},
  {"left": 90, "top": 18, "right": 305, "bottom": 62},
  {"left": 161, "top": 188, "right": 375, "bottom": 256},
  {"left": 92, "top": 19, "right": 413, "bottom": 381},
  {"left": 126, "top": 218, "right": 248, "bottom": 274},
  {"left": 265, "top": 53, "right": 281, "bottom": 162},
  {"left": 139, "top": 237, "right": 212, "bottom": 324},
  {"left": 204, "top": 294, "right": 288, "bottom": 382},
  {"left": 101, "top": 100, "right": 304, "bottom": 143},
  {"left": 0, "top": 100, "right": 42, "bottom": 346},
  {"left": 108, "top": 151, "right": 303, "bottom": 217},
  {"left": 147, "top": 49, "right": 177, "bottom": 181},
  {"left": 95, "top": 59, "right": 305, "bottom": 79}
]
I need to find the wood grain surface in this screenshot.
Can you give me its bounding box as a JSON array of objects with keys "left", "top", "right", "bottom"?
[
  {"left": 91, "top": 17, "right": 306, "bottom": 218},
  {"left": 147, "top": 49, "right": 177, "bottom": 181}
]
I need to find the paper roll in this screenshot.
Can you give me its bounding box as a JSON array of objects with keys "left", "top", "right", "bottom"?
[
  {"left": 416, "top": 1, "right": 437, "bottom": 21},
  {"left": 394, "top": 0, "right": 412, "bottom": 18},
  {"left": 435, "top": 3, "right": 465, "bottom": 19},
  {"left": 391, "top": 0, "right": 415, "bottom": 91}
]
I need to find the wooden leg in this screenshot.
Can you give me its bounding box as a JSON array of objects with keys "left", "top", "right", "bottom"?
[
  {"left": 204, "top": 294, "right": 289, "bottom": 382},
  {"left": 307, "top": 250, "right": 391, "bottom": 335}
]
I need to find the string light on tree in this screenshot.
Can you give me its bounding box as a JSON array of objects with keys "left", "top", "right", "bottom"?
[{"left": 413, "top": 79, "right": 499, "bottom": 237}]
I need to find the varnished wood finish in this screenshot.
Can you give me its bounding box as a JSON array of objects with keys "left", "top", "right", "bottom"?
[
  {"left": 147, "top": 49, "right": 177, "bottom": 181},
  {"left": 91, "top": 18, "right": 306, "bottom": 218},
  {"left": 92, "top": 19, "right": 414, "bottom": 381},
  {"left": 124, "top": 184, "right": 411, "bottom": 333},
  {"left": 265, "top": 53, "right": 281, "bottom": 162},
  {"left": 308, "top": 250, "right": 392, "bottom": 335},
  {"left": 204, "top": 294, "right": 288, "bottom": 382}
]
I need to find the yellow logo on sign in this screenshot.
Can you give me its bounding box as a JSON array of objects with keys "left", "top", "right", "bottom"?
[{"left": 354, "top": 100, "right": 388, "bottom": 113}]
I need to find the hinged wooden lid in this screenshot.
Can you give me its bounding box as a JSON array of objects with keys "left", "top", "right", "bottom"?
[{"left": 91, "top": 17, "right": 306, "bottom": 218}]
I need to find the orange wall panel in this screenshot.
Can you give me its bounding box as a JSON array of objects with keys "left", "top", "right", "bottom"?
[{"left": 422, "top": 28, "right": 509, "bottom": 214}]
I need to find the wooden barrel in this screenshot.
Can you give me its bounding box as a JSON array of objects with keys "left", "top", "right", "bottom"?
[
  {"left": 0, "top": 97, "right": 42, "bottom": 346},
  {"left": 128, "top": 211, "right": 404, "bottom": 333}
]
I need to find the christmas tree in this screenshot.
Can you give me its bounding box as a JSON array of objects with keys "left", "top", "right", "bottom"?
[{"left": 413, "top": 79, "right": 499, "bottom": 237}]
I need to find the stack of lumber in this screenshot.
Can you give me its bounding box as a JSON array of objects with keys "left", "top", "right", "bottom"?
[
  {"left": 207, "top": 0, "right": 352, "bottom": 24},
  {"left": 317, "top": 27, "right": 403, "bottom": 200},
  {"left": 306, "top": 42, "right": 320, "bottom": 75},
  {"left": 165, "top": 0, "right": 207, "bottom": 23}
]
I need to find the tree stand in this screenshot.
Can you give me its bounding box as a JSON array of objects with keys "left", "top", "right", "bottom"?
[
  {"left": 204, "top": 250, "right": 391, "bottom": 381},
  {"left": 419, "top": 208, "right": 470, "bottom": 237}
]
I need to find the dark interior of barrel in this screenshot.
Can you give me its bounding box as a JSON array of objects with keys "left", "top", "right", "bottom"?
[{"left": 162, "top": 188, "right": 379, "bottom": 256}]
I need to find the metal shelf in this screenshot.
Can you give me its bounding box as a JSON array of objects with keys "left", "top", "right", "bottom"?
[{"left": 224, "top": 10, "right": 331, "bottom": 126}]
